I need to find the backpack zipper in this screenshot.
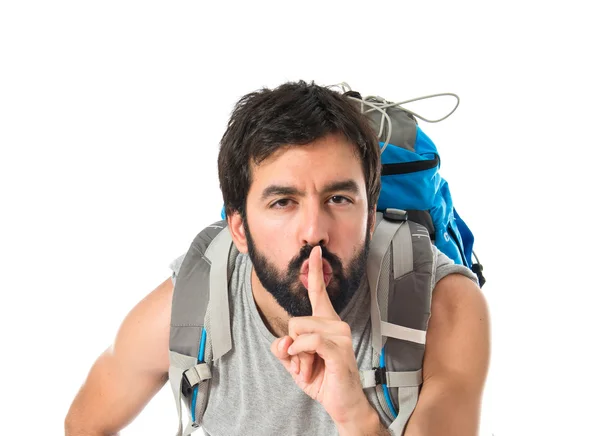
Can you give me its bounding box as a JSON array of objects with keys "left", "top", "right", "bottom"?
[{"left": 381, "top": 155, "right": 439, "bottom": 176}]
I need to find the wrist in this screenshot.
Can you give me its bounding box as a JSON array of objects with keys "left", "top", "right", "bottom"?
[{"left": 335, "top": 401, "right": 387, "bottom": 436}]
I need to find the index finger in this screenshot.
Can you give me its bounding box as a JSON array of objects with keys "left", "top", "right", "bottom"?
[{"left": 308, "top": 246, "right": 338, "bottom": 320}]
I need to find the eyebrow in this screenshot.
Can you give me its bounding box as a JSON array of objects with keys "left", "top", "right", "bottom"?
[{"left": 260, "top": 179, "right": 361, "bottom": 201}]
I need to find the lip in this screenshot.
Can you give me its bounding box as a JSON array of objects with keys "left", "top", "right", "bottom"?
[
  {"left": 300, "top": 258, "right": 333, "bottom": 275},
  {"left": 300, "top": 272, "right": 332, "bottom": 289},
  {"left": 299, "top": 257, "right": 334, "bottom": 289}
]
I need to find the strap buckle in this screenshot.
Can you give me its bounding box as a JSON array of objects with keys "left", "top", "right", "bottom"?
[
  {"left": 182, "top": 372, "right": 195, "bottom": 398},
  {"left": 383, "top": 208, "right": 408, "bottom": 222},
  {"left": 373, "top": 367, "right": 388, "bottom": 385},
  {"left": 182, "top": 363, "right": 212, "bottom": 398}
]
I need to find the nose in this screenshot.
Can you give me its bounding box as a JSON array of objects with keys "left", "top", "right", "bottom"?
[{"left": 298, "top": 200, "right": 330, "bottom": 248}]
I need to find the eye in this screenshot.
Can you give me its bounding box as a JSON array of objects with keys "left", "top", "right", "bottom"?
[
  {"left": 328, "top": 195, "right": 352, "bottom": 205},
  {"left": 270, "top": 199, "right": 293, "bottom": 209}
]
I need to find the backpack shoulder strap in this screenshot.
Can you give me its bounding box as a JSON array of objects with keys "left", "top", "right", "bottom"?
[
  {"left": 364, "top": 209, "right": 434, "bottom": 435},
  {"left": 168, "top": 220, "right": 238, "bottom": 436}
]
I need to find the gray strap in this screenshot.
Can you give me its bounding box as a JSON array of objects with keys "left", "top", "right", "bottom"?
[
  {"left": 184, "top": 363, "right": 212, "bottom": 387},
  {"left": 359, "top": 370, "right": 377, "bottom": 389},
  {"left": 359, "top": 369, "right": 423, "bottom": 389},
  {"left": 368, "top": 218, "right": 405, "bottom": 353},
  {"left": 392, "top": 219, "right": 413, "bottom": 279},
  {"left": 169, "top": 364, "right": 205, "bottom": 436},
  {"left": 169, "top": 351, "right": 201, "bottom": 436},
  {"left": 387, "top": 369, "right": 422, "bottom": 388},
  {"left": 204, "top": 229, "right": 233, "bottom": 361},
  {"left": 168, "top": 365, "right": 186, "bottom": 436},
  {"left": 170, "top": 368, "right": 184, "bottom": 436},
  {"left": 380, "top": 321, "right": 427, "bottom": 345},
  {"left": 388, "top": 387, "right": 419, "bottom": 436}
]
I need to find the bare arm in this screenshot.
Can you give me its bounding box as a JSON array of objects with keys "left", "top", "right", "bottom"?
[
  {"left": 64, "top": 276, "right": 174, "bottom": 436},
  {"left": 404, "top": 273, "right": 491, "bottom": 436}
]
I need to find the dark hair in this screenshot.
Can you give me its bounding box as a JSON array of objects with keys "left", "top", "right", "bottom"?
[{"left": 217, "top": 80, "right": 381, "bottom": 218}]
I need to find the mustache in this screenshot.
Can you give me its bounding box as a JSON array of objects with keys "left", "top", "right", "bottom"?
[{"left": 288, "top": 244, "right": 343, "bottom": 273}]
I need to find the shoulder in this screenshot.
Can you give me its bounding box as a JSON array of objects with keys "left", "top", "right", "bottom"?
[
  {"left": 113, "top": 276, "right": 175, "bottom": 374},
  {"left": 431, "top": 244, "right": 480, "bottom": 288},
  {"left": 404, "top": 255, "right": 490, "bottom": 434},
  {"left": 428, "top": 245, "right": 487, "bottom": 334},
  {"left": 425, "top": 246, "right": 490, "bottom": 381}
]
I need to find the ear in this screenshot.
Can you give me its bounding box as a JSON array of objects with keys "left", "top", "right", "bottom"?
[
  {"left": 227, "top": 211, "right": 249, "bottom": 254},
  {"left": 368, "top": 206, "right": 377, "bottom": 238}
]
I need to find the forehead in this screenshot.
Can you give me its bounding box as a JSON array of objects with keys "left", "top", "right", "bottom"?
[{"left": 248, "top": 134, "right": 365, "bottom": 195}]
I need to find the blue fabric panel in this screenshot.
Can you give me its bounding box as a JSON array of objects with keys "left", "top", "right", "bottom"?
[
  {"left": 380, "top": 142, "right": 436, "bottom": 165},
  {"left": 376, "top": 133, "right": 471, "bottom": 267},
  {"left": 378, "top": 167, "right": 440, "bottom": 211},
  {"left": 377, "top": 130, "right": 442, "bottom": 212},
  {"left": 454, "top": 208, "right": 474, "bottom": 267},
  {"left": 414, "top": 126, "right": 439, "bottom": 158}
]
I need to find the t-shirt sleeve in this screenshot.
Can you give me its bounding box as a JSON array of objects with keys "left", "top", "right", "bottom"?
[
  {"left": 168, "top": 253, "right": 187, "bottom": 287},
  {"left": 432, "top": 244, "right": 480, "bottom": 287}
]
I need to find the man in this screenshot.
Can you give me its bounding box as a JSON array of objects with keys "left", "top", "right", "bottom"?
[{"left": 65, "top": 81, "right": 490, "bottom": 435}]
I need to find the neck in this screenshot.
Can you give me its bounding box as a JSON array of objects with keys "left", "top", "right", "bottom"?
[{"left": 250, "top": 268, "right": 292, "bottom": 337}]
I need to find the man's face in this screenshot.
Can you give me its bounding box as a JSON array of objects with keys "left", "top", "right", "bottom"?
[{"left": 241, "top": 134, "right": 373, "bottom": 317}]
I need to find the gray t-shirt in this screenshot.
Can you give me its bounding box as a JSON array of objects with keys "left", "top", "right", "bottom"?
[{"left": 169, "top": 246, "right": 478, "bottom": 436}]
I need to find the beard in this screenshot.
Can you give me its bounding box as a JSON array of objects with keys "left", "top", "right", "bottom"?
[{"left": 244, "top": 219, "right": 371, "bottom": 318}]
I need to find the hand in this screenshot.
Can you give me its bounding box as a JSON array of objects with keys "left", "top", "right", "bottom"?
[{"left": 270, "top": 246, "right": 374, "bottom": 427}]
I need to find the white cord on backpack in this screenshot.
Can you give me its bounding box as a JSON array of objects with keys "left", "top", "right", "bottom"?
[{"left": 327, "top": 82, "right": 460, "bottom": 155}]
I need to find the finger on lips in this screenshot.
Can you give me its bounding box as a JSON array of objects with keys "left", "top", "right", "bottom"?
[
  {"left": 272, "top": 247, "right": 348, "bottom": 382},
  {"left": 308, "top": 246, "right": 339, "bottom": 320},
  {"left": 307, "top": 246, "right": 324, "bottom": 295}
]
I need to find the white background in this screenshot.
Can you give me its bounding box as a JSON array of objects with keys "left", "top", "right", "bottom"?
[{"left": 1, "top": 1, "right": 598, "bottom": 435}]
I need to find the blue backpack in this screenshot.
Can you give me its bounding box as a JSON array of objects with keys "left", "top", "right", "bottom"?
[{"left": 342, "top": 85, "right": 485, "bottom": 287}]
